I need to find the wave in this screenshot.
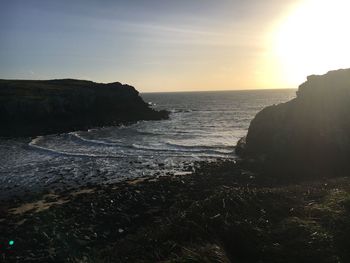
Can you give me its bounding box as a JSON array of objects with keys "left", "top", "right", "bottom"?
[
  {"left": 166, "top": 142, "right": 234, "bottom": 153},
  {"left": 134, "top": 130, "right": 163, "bottom": 136},
  {"left": 132, "top": 143, "right": 233, "bottom": 155},
  {"left": 165, "top": 141, "right": 233, "bottom": 149},
  {"left": 85, "top": 125, "right": 163, "bottom": 137},
  {"left": 28, "top": 132, "right": 234, "bottom": 161},
  {"left": 69, "top": 132, "right": 125, "bottom": 147},
  {"left": 28, "top": 137, "right": 232, "bottom": 160},
  {"left": 169, "top": 109, "right": 193, "bottom": 113},
  {"left": 28, "top": 136, "right": 123, "bottom": 159}
]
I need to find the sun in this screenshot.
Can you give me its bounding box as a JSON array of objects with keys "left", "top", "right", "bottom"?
[{"left": 272, "top": 0, "right": 350, "bottom": 86}]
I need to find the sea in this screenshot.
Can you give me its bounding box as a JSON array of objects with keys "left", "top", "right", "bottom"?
[{"left": 0, "top": 89, "right": 296, "bottom": 199}]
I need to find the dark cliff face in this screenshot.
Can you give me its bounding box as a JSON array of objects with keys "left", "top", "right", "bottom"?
[
  {"left": 239, "top": 69, "right": 350, "bottom": 179},
  {"left": 0, "top": 79, "right": 168, "bottom": 137}
]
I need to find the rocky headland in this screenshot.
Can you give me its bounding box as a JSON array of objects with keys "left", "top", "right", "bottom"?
[
  {"left": 0, "top": 79, "right": 168, "bottom": 137},
  {"left": 237, "top": 69, "right": 350, "bottom": 180}
]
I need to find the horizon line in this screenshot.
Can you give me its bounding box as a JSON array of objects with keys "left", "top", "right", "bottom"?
[
  {"left": 141, "top": 87, "right": 297, "bottom": 94},
  {"left": 0, "top": 78, "right": 297, "bottom": 93}
]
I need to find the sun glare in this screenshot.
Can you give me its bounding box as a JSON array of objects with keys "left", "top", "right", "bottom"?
[{"left": 272, "top": 0, "right": 350, "bottom": 86}]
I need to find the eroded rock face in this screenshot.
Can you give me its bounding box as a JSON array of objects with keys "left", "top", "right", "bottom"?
[
  {"left": 0, "top": 79, "right": 168, "bottom": 137},
  {"left": 239, "top": 69, "right": 350, "bottom": 178}
]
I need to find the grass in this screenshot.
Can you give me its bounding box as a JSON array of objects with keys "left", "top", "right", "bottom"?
[
  {"left": 80, "top": 167, "right": 350, "bottom": 262},
  {"left": 2, "top": 161, "right": 350, "bottom": 262}
]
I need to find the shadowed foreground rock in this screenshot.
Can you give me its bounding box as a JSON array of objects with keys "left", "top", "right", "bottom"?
[
  {"left": 238, "top": 69, "right": 350, "bottom": 179},
  {"left": 0, "top": 79, "right": 168, "bottom": 137},
  {"left": 1, "top": 161, "right": 350, "bottom": 262}
]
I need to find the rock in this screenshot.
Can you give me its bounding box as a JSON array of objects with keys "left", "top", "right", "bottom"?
[
  {"left": 235, "top": 136, "right": 247, "bottom": 157},
  {"left": 0, "top": 79, "right": 169, "bottom": 137},
  {"left": 238, "top": 69, "right": 350, "bottom": 179}
]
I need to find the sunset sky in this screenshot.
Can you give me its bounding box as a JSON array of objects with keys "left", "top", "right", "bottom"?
[{"left": 1, "top": 0, "right": 350, "bottom": 92}]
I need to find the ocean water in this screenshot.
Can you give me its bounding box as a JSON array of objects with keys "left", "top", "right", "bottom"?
[{"left": 0, "top": 89, "right": 296, "bottom": 198}]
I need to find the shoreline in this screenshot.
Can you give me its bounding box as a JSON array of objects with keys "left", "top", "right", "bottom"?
[{"left": 0, "top": 138, "right": 201, "bottom": 201}]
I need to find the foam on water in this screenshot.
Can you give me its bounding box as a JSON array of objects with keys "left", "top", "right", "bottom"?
[{"left": 0, "top": 89, "right": 296, "bottom": 198}]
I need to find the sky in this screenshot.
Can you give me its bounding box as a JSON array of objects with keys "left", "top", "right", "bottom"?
[{"left": 1, "top": 0, "right": 350, "bottom": 92}]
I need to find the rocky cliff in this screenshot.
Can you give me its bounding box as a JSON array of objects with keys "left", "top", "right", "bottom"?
[
  {"left": 237, "top": 69, "right": 350, "bottom": 179},
  {"left": 0, "top": 79, "right": 168, "bottom": 137}
]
